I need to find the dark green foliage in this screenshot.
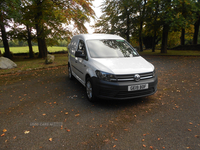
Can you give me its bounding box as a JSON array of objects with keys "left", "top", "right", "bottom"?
[{"left": 94, "top": 0, "right": 200, "bottom": 53}]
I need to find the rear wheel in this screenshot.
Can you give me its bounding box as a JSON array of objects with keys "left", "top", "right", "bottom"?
[
  {"left": 86, "top": 78, "right": 95, "bottom": 102},
  {"left": 68, "top": 65, "right": 74, "bottom": 80}
]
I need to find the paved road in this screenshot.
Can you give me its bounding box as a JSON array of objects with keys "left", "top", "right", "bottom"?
[{"left": 0, "top": 56, "right": 200, "bottom": 150}]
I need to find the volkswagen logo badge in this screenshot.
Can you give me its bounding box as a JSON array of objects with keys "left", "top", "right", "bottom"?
[{"left": 134, "top": 74, "right": 140, "bottom": 82}]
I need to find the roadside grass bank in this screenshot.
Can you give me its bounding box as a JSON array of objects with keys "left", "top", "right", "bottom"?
[
  {"left": 138, "top": 49, "right": 200, "bottom": 56},
  {"left": 0, "top": 54, "right": 68, "bottom": 75}
]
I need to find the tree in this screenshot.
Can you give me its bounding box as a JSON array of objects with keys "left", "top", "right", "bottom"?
[
  {"left": 193, "top": 0, "right": 200, "bottom": 44},
  {"left": 19, "top": 0, "right": 95, "bottom": 58},
  {"left": 137, "top": 0, "right": 147, "bottom": 52},
  {"left": 9, "top": 0, "right": 37, "bottom": 58},
  {"left": 0, "top": 9, "right": 10, "bottom": 58},
  {"left": 94, "top": 0, "right": 132, "bottom": 41},
  {"left": 10, "top": 24, "right": 35, "bottom": 58},
  {"left": 0, "top": 0, "right": 21, "bottom": 58},
  {"left": 94, "top": 0, "right": 147, "bottom": 49}
]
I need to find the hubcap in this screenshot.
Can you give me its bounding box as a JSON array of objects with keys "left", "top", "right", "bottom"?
[{"left": 86, "top": 81, "right": 92, "bottom": 99}]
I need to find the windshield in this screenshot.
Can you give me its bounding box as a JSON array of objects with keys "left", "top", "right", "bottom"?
[{"left": 86, "top": 39, "right": 139, "bottom": 58}]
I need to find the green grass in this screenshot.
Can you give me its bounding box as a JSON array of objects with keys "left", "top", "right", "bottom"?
[
  {"left": 0, "top": 54, "right": 68, "bottom": 75},
  {"left": 138, "top": 49, "right": 200, "bottom": 56},
  {"left": 0, "top": 46, "right": 67, "bottom": 54}
]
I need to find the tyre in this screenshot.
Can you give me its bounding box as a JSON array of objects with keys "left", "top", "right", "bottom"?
[
  {"left": 68, "top": 65, "right": 74, "bottom": 80},
  {"left": 86, "top": 78, "right": 95, "bottom": 102}
]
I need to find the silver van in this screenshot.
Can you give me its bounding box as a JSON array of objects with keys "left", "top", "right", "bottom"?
[{"left": 68, "top": 34, "right": 158, "bottom": 101}]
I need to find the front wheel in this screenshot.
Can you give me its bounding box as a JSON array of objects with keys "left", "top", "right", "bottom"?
[{"left": 86, "top": 78, "right": 95, "bottom": 102}]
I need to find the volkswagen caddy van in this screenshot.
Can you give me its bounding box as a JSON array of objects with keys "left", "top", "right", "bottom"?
[{"left": 68, "top": 34, "right": 157, "bottom": 101}]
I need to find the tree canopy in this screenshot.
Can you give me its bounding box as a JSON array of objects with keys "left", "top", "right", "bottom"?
[
  {"left": 1, "top": 0, "right": 95, "bottom": 58},
  {"left": 94, "top": 0, "right": 200, "bottom": 53}
]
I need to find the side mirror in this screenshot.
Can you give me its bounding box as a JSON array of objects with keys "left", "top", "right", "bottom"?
[{"left": 75, "top": 50, "right": 86, "bottom": 59}]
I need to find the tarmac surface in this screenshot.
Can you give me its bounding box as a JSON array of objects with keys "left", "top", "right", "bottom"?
[{"left": 0, "top": 56, "right": 200, "bottom": 150}]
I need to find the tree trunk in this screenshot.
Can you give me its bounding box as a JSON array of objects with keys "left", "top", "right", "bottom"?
[
  {"left": 139, "top": 0, "right": 147, "bottom": 52},
  {"left": 152, "top": 30, "right": 156, "bottom": 52},
  {"left": 36, "top": 23, "right": 47, "bottom": 58},
  {"left": 0, "top": 12, "right": 11, "bottom": 59},
  {"left": 125, "top": 7, "right": 130, "bottom": 43},
  {"left": 139, "top": 21, "right": 143, "bottom": 52},
  {"left": 152, "top": 1, "right": 159, "bottom": 52},
  {"left": 161, "top": 24, "right": 169, "bottom": 53},
  {"left": 35, "top": 0, "right": 47, "bottom": 58},
  {"left": 26, "top": 25, "right": 34, "bottom": 58},
  {"left": 181, "top": 28, "right": 185, "bottom": 45},
  {"left": 193, "top": 15, "right": 200, "bottom": 45}
]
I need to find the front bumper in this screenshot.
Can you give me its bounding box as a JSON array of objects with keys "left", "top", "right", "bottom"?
[{"left": 92, "top": 75, "right": 158, "bottom": 100}]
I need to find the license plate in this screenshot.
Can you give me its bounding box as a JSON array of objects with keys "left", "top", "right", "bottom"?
[{"left": 128, "top": 84, "right": 148, "bottom": 91}]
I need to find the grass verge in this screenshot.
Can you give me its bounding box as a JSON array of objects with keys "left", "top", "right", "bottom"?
[
  {"left": 0, "top": 54, "right": 68, "bottom": 75},
  {"left": 138, "top": 49, "right": 200, "bottom": 56}
]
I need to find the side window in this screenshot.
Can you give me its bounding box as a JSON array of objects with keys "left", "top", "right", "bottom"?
[
  {"left": 77, "top": 40, "right": 88, "bottom": 60},
  {"left": 70, "top": 39, "right": 78, "bottom": 54},
  {"left": 77, "top": 40, "right": 86, "bottom": 55}
]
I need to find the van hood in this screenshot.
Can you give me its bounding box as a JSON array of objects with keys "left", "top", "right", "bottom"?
[{"left": 91, "top": 56, "right": 154, "bottom": 74}]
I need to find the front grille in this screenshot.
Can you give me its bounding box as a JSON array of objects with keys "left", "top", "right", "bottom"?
[{"left": 111, "top": 72, "right": 153, "bottom": 82}]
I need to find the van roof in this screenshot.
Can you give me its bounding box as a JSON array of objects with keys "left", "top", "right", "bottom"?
[{"left": 73, "top": 34, "right": 124, "bottom": 40}]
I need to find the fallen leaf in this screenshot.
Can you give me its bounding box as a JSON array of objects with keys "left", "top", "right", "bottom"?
[
  {"left": 75, "top": 114, "right": 80, "bottom": 117},
  {"left": 158, "top": 138, "right": 161, "bottom": 141},
  {"left": 49, "top": 138, "right": 52, "bottom": 141},
  {"left": 103, "top": 139, "right": 109, "bottom": 143},
  {"left": 189, "top": 122, "right": 193, "bottom": 125},
  {"left": 67, "top": 129, "right": 70, "bottom": 132},
  {"left": 13, "top": 136, "right": 16, "bottom": 139},
  {"left": 3, "top": 129, "right": 7, "bottom": 132},
  {"left": 124, "top": 129, "right": 128, "bottom": 131},
  {"left": 1, "top": 133, "right": 5, "bottom": 137},
  {"left": 150, "top": 146, "right": 153, "bottom": 149},
  {"left": 188, "top": 129, "right": 192, "bottom": 132},
  {"left": 42, "top": 113, "right": 46, "bottom": 116},
  {"left": 5, "top": 140, "right": 8, "bottom": 143},
  {"left": 143, "top": 144, "right": 146, "bottom": 147},
  {"left": 24, "top": 130, "right": 30, "bottom": 134},
  {"left": 65, "top": 112, "right": 68, "bottom": 115},
  {"left": 113, "top": 145, "right": 116, "bottom": 148}
]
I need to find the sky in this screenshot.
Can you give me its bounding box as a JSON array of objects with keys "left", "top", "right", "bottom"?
[{"left": 85, "top": 0, "right": 103, "bottom": 33}]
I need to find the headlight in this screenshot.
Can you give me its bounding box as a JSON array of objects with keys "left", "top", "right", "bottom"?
[{"left": 95, "top": 70, "right": 116, "bottom": 81}]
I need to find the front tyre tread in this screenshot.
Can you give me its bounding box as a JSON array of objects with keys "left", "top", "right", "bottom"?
[{"left": 86, "top": 78, "right": 95, "bottom": 102}]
